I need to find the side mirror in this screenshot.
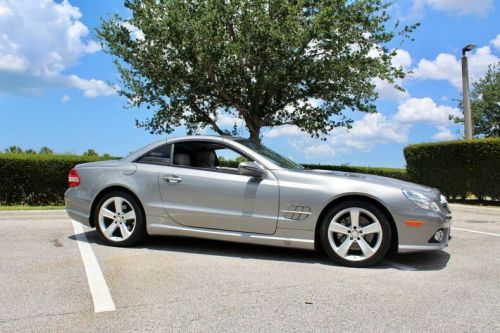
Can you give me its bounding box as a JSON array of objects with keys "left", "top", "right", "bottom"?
[{"left": 238, "top": 161, "right": 266, "bottom": 178}]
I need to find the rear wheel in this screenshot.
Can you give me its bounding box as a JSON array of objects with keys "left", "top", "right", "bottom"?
[
  {"left": 319, "top": 200, "right": 392, "bottom": 267},
  {"left": 94, "top": 191, "right": 146, "bottom": 246}
]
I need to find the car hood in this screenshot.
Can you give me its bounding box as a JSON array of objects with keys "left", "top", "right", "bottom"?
[{"left": 298, "top": 169, "right": 440, "bottom": 197}]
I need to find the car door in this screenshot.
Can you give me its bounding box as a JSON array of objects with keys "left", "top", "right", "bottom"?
[{"left": 158, "top": 140, "right": 279, "bottom": 235}]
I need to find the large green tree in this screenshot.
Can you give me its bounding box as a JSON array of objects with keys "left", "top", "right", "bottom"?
[
  {"left": 98, "top": 0, "right": 416, "bottom": 142},
  {"left": 453, "top": 62, "right": 500, "bottom": 138}
]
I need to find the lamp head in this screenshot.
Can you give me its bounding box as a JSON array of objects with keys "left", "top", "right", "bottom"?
[{"left": 462, "top": 44, "right": 477, "bottom": 56}]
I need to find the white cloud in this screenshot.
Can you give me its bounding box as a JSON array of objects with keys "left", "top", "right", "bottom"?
[
  {"left": 0, "top": 53, "right": 26, "bottom": 72},
  {"left": 411, "top": 0, "right": 493, "bottom": 16},
  {"left": 264, "top": 96, "right": 460, "bottom": 158},
  {"left": 66, "top": 75, "right": 116, "bottom": 97},
  {"left": 264, "top": 113, "right": 409, "bottom": 156},
  {"left": 373, "top": 49, "right": 412, "bottom": 101},
  {"left": 433, "top": 126, "right": 455, "bottom": 140},
  {"left": 412, "top": 43, "right": 500, "bottom": 89},
  {"left": 206, "top": 110, "right": 245, "bottom": 131},
  {"left": 84, "top": 40, "right": 101, "bottom": 53},
  {"left": 61, "top": 94, "right": 70, "bottom": 103},
  {"left": 374, "top": 78, "right": 409, "bottom": 101},
  {"left": 121, "top": 22, "right": 145, "bottom": 41},
  {"left": 265, "top": 124, "right": 304, "bottom": 138},
  {"left": 0, "top": 3, "right": 12, "bottom": 16},
  {"left": 393, "top": 97, "right": 460, "bottom": 124},
  {"left": 0, "top": 0, "right": 113, "bottom": 97},
  {"left": 429, "top": 0, "right": 493, "bottom": 15},
  {"left": 368, "top": 47, "right": 412, "bottom": 69},
  {"left": 216, "top": 112, "right": 244, "bottom": 127},
  {"left": 413, "top": 53, "right": 461, "bottom": 88},
  {"left": 342, "top": 113, "right": 409, "bottom": 149},
  {"left": 392, "top": 49, "right": 412, "bottom": 69},
  {"left": 491, "top": 34, "right": 500, "bottom": 50},
  {"left": 303, "top": 144, "right": 335, "bottom": 157}
]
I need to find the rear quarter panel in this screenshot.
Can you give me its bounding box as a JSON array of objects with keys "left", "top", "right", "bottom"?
[{"left": 66, "top": 161, "right": 166, "bottom": 225}]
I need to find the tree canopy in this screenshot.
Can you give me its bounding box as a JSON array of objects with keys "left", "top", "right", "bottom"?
[
  {"left": 5, "top": 146, "right": 23, "bottom": 154},
  {"left": 454, "top": 62, "right": 500, "bottom": 138},
  {"left": 83, "top": 149, "right": 99, "bottom": 157},
  {"left": 39, "top": 146, "right": 54, "bottom": 155},
  {"left": 98, "top": 0, "right": 416, "bottom": 142}
]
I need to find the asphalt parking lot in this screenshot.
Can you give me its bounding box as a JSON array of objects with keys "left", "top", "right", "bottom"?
[{"left": 0, "top": 204, "right": 499, "bottom": 332}]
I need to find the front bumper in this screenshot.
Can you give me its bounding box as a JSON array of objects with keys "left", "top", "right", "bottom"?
[
  {"left": 396, "top": 209, "right": 452, "bottom": 254},
  {"left": 398, "top": 241, "right": 449, "bottom": 253}
]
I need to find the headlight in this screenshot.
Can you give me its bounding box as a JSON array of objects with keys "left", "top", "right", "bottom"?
[
  {"left": 440, "top": 194, "right": 448, "bottom": 205},
  {"left": 402, "top": 189, "right": 439, "bottom": 211}
]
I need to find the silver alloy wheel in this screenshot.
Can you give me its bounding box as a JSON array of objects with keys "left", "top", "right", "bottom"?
[
  {"left": 327, "top": 207, "right": 383, "bottom": 262},
  {"left": 98, "top": 197, "right": 136, "bottom": 242}
]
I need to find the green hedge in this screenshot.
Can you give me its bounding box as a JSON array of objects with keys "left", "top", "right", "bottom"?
[
  {"left": 4, "top": 139, "right": 498, "bottom": 205},
  {"left": 302, "top": 164, "right": 408, "bottom": 180},
  {"left": 404, "top": 138, "right": 500, "bottom": 199},
  {"left": 0, "top": 154, "right": 111, "bottom": 205}
]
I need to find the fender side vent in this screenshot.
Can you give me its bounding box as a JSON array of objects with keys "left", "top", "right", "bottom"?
[{"left": 281, "top": 205, "right": 312, "bottom": 221}]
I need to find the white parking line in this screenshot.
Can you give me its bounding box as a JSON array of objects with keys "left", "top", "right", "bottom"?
[
  {"left": 452, "top": 227, "right": 500, "bottom": 238},
  {"left": 72, "top": 220, "right": 116, "bottom": 313}
]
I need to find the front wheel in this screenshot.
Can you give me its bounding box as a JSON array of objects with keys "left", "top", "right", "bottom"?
[
  {"left": 319, "top": 200, "right": 392, "bottom": 267},
  {"left": 94, "top": 191, "right": 146, "bottom": 246}
]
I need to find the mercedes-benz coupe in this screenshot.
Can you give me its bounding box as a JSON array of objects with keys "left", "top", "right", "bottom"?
[{"left": 65, "top": 136, "right": 451, "bottom": 267}]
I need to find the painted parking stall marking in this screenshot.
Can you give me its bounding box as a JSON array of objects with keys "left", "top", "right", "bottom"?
[
  {"left": 72, "top": 220, "right": 116, "bottom": 313},
  {"left": 452, "top": 227, "right": 500, "bottom": 238}
]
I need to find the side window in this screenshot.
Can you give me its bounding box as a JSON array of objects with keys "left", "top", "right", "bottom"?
[
  {"left": 136, "top": 144, "right": 172, "bottom": 166},
  {"left": 171, "top": 141, "right": 251, "bottom": 174},
  {"left": 216, "top": 148, "right": 249, "bottom": 174}
]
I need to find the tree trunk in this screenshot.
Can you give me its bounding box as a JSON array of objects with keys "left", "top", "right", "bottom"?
[
  {"left": 249, "top": 128, "right": 260, "bottom": 143},
  {"left": 244, "top": 116, "right": 261, "bottom": 143},
  {"left": 248, "top": 126, "right": 261, "bottom": 143}
]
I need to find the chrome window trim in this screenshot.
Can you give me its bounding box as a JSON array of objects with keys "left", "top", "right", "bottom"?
[{"left": 134, "top": 143, "right": 173, "bottom": 166}]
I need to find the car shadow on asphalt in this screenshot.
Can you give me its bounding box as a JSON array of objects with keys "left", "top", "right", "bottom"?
[{"left": 69, "top": 231, "right": 450, "bottom": 271}]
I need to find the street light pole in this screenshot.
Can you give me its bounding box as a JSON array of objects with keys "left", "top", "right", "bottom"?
[{"left": 461, "top": 44, "right": 476, "bottom": 139}]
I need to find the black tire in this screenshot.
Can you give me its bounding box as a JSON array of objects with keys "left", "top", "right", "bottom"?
[
  {"left": 94, "top": 191, "right": 146, "bottom": 247},
  {"left": 319, "top": 200, "right": 392, "bottom": 268}
]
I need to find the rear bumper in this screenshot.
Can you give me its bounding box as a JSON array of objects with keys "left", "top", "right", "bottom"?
[
  {"left": 65, "top": 187, "right": 92, "bottom": 227},
  {"left": 66, "top": 207, "right": 90, "bottom": 226}
]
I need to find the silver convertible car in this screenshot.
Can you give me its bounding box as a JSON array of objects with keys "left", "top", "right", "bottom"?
[{"left": 65, "top": 135, "right": 451, "bottom": 267}]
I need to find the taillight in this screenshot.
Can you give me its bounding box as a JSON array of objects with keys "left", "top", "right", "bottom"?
[{"left": 68, "top": 167, "right": 80, "bottom": 187}]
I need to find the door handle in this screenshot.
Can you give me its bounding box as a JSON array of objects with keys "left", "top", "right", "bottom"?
[{"left": 163, "top": 175, "right": 182, "bottom": 183}]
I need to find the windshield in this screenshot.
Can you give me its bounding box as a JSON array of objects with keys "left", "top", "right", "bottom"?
[{"left": 236, "top": 140, "right": 303, "bottom": 169}]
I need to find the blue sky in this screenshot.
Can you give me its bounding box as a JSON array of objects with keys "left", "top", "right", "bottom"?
[{"left": 0, "top": 0, "right": 499, "bottom": 167}]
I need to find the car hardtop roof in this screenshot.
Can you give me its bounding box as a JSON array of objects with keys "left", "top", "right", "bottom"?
[
  {"left": 122, "top": 135, "right": 282, "bottom": 170},
  {"left": 166, "top": 135, "right": 245, "bottom": 143}
]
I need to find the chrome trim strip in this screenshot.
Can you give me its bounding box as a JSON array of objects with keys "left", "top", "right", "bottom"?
[
  {"left": 398, "top": 243, "right": 448, "bottom": 253},
  {"left": 280, "top": 210, "right": 312, "bottom": 215},
  {"left": 148, "top": 224, "right": 315, "bottom": 250},
  {"left": 154, "top": 224, "right": 314, "bottom": 243}
]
